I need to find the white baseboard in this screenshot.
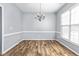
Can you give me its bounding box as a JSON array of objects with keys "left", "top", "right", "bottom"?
[
  {"left": 2, "top": 39, "right": 23, "bottom": 54},
  {"left": 22, "top": 39, "right": 56, "bottom": 40},
  {"left": 56, "top": 40, "right": 79, "bottom": 56}
]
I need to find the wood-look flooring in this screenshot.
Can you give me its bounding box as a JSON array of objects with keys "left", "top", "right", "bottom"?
[
  {"left": 3, "top": 40, "right": 77, "bottom": 56},
  {"left": 0, "top": 52, "right": 1, "bottom": 56}
]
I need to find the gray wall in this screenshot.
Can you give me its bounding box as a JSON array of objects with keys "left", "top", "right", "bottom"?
[
  {"left": 23, "top": 13, "right": 56, "bottom": 31},
  {"left": 22, "top": 13, "right": 56, "bottom": 39},
  {"left": 1, "top": 3, "right": 23, "bottom": 52},
  {"left": 0, "top": 7, "right": 2, "bottom": 52},
  {"left": 3, "top": 4, "right": 22, "bottom": 34},
  {"left": 56, "top": 3, "right": 79, "bottom": 54}
]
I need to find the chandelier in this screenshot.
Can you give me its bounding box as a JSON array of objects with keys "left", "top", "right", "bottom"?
[{"left": 34, "top": 3, "right": 45, "bottom": 22}]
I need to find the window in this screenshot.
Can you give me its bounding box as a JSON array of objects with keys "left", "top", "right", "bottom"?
[
  {"left": 70, "top": 5, "right": 79, "bottom": 44},
  {"left": 61, "top": 11, "right": 70, "bottom": 40},
  {"left": 61, "top": 4, "right": 79, "bottom": 45},
  {"left": 61, "top": 11, "right": 70, "bottom": 25},
  {"left": 61, "top": 26, "right": 69, "bottom": 39},
  {"left": 71, "top": 6, "right": 79, "bottom": 24}
]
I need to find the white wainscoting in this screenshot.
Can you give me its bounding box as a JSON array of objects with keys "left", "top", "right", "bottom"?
[{"left": 3, "top": 31, "right": 61, "bottom": 37}]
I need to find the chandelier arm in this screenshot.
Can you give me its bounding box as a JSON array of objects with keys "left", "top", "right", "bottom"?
[
  {"left": 40, "top": 3, "right": 41, "bottom": 14},
  {"left": 34, "top": 3, "right": 45, "bottom": 22}
]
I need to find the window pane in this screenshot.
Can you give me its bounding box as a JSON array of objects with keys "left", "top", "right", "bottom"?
[
  {"left": 61, "top": 11, "right": 70, "bottom": 25},
  {"left": 61, "top": 26, "right": 69, "bottom": 39},
  {"left": 71, "top": 5, "right": 79, "bottom": 24},
  {"left": 71, "top": 25, "right": 79, "bottom": 44}
]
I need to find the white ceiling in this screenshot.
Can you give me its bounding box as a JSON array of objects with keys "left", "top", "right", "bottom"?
[{"left": 15, "top": 3, "right": 65, "bottom": 13}]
